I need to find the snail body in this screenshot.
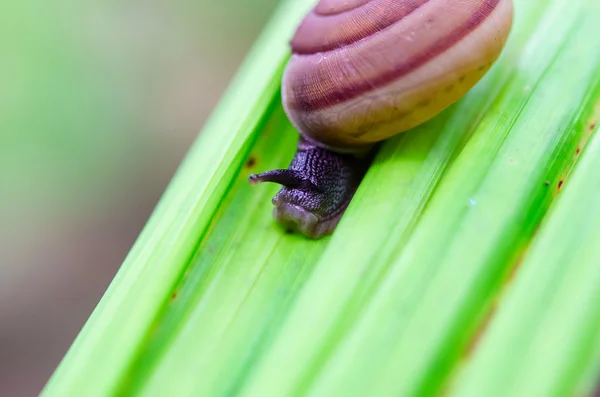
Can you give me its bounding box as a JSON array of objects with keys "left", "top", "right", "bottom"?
[{"left": 250, "top": 0, "right": 514, "bottom": 238}]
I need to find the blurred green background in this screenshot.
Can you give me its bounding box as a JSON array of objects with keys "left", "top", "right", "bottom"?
[{"left": 0, "top": 0, "right": 280, "bottom": 395}]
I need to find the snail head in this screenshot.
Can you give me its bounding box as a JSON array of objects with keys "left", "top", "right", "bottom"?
[{"left": 249, "top": 138, "right": 372, "bottom": 238}]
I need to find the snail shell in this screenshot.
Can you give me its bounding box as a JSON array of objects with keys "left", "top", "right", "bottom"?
[
  {"left": 250, "top": 0, "right": 514, "bottom": 238},
  {"left": 282, "top": 0, "right": 514, "bottom": 151}
]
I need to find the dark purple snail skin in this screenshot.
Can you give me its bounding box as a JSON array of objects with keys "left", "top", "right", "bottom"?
[
  {"left": 249, "top": 137, "right": 373, "bottom": 238},
  {"left": 250, "top": 0, "right": 514, "bottom": 238}
]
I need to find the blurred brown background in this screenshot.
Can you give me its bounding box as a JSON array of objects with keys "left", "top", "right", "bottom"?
[{"left": 0, "top": 0, "right": 280, "bottom": 395}]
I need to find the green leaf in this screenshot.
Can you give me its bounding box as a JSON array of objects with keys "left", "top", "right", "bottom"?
[
  {"left": 451, "top": 117, "right": 600, "bottom": 397},
  {"left": 42, "top": 0, "right": 600, "bottom": 396}
]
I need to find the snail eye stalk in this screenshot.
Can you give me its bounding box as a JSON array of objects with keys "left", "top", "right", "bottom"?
[
  {"left": 249, "top": 169, "right": 304, "bottom": 187},
  {"left": 249, "top": 169, "right": 320, "bottom": 193}
]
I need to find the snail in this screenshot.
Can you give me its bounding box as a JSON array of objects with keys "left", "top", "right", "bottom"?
[{"left": 249, "top": 0, "right": 514, "bottom": 238}]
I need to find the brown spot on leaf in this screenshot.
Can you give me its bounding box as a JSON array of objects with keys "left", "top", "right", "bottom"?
[
  {"left": 464, "top": 303, "right": 497, "bottom": 357},
  {"left": 558, "top": 180, "right": 564, "bottom": 190},
  {"left": 171, "top": 291, "right": 178, "bottom": 301},
  {"left": 505, "top": 245, "right": 531, "bottom": 288},
  {"left": 245, "top": 156, "right": 257, "bottom": 169}
]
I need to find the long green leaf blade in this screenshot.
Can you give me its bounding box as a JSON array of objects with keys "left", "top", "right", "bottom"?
[
  {"left": 41, "top": 0, "right": 600, "bottom": 396},
  {"left": 41, "top": 1, "right": 316, "bottom": 395},
  {"left": 239, "top": 0, "right": 600, "bottom": 395},
  {"left": 451, "top": 121, "right": 600, "bottom": 397}
]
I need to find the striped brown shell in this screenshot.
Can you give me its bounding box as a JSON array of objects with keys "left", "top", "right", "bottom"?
[{"left": 282, "top": 0, "right": 514, "bottom": 151}]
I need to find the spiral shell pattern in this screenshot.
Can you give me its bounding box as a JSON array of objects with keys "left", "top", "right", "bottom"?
[{"left": 282, "top": 0, "right": 514, "bottom": 150}]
